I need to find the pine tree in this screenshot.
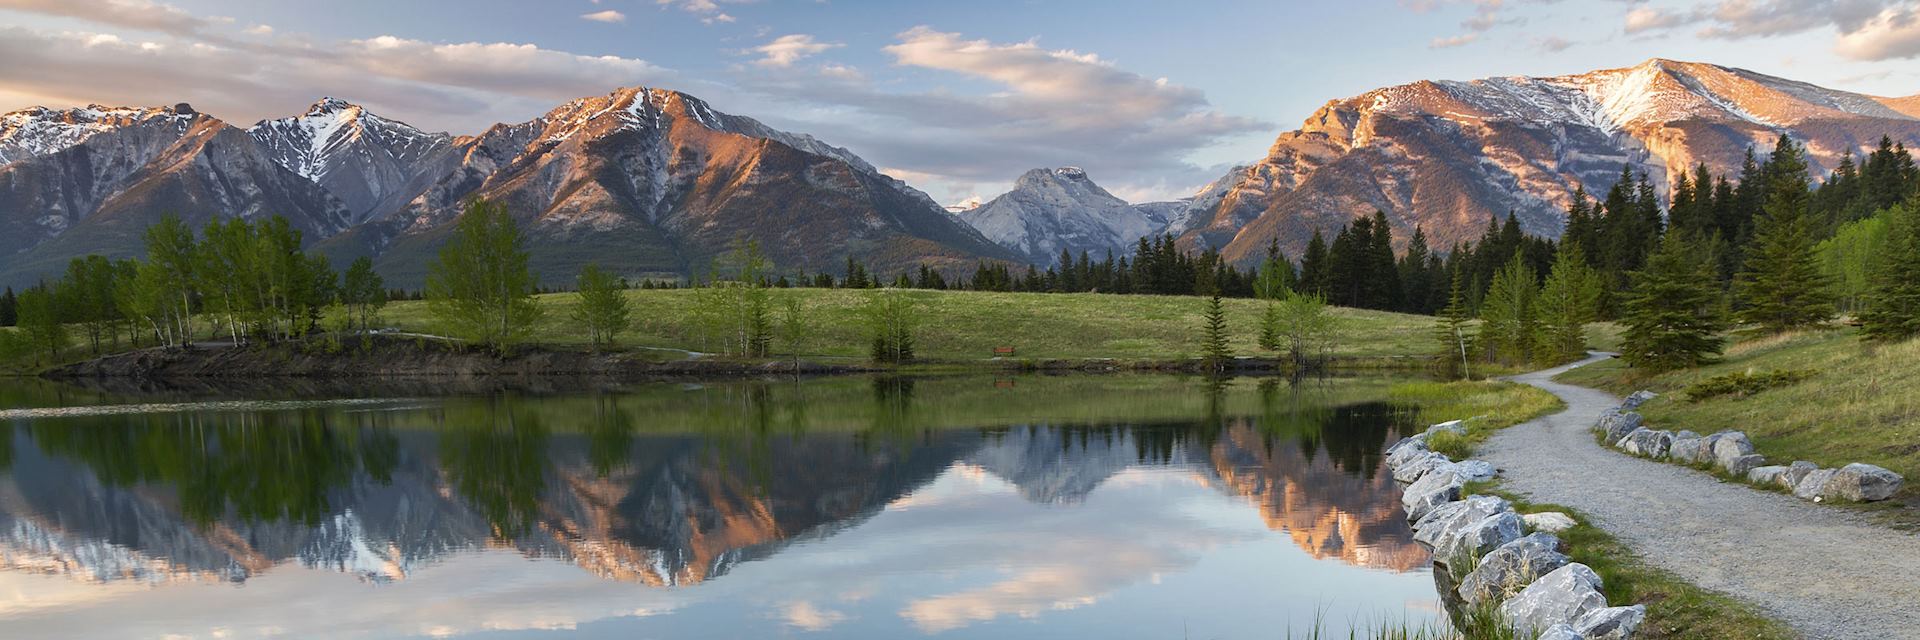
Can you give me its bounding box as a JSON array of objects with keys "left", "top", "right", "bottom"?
[
  {"left": 0, "top": 286, "right": 15, "bottom": 327},
  {"left": 1200, "top": 295, "right": 1230, "bottom": 369},
  {"left": 1622, "top": 232, "right": 1727, "bottom": 372},
  {"left": 571, "top": 263, "right": 631, "bottom": 352},
  {"left": 1479, "top": 255, "right": 1539, "bottom": 366},
  {"left": 1736, "top": 135, "right": 1835, "bottom": 332},
  {"left": 1299, "top": 230, "right": 1330, "bottom": 296},
  {"left": 1535, "top": 242, "right": 1603, "bottom": 362},
  {"left": 1433, "top": 270, "right": 1474, "bottom": 377},
  {"left": 1398, "top": 226, "right": 1434, "bottom": 314},
  {"left": 1860, "top": 202, "right": 1920, "bottom": 342}
]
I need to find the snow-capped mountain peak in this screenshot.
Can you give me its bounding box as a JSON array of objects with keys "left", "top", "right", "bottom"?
[
  {"left": 957, "top": 166, "right": 1181, "bottom": 265},
  {"left": 247, "top": 98, "right": 456, "bottom": 224},
  {"left": 0, "top": 103, "right": 199, "bottom": 166}
]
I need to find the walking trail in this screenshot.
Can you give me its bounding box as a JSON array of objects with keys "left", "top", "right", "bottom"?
[{"left": 1481, "top": 354, "right": 1920, "bottom": 640}]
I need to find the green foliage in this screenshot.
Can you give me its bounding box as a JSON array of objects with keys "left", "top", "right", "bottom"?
[
  {"left": 1425, "top": 429, "right": 1473, "bottom": 460},
  {"left": 1433, "top": 270, "right": 1475, "bottom": 377},
  {"left": 141, "top": 215, "right": 198, "bottom": 344},
  {"left": 1621, "top": 232, "right": 1727, "bottom": 372},
  {"left": 1534, "top": 243, "right": 1603, "bottom": 363},
  {"left": 58, "top": 254, "right": 122, "bottom": 354},
  {"left": 1199, "top": 295, "right": 1230, "bottom": 368},
  {"left": 341, "top": 256, "right": 387, "bottom": 332},
  {"left": 1269, "top": 289, "right": 1337, "bottom": 370},
  {"left": 1478, "top": 256, "right": 1538, "bottom": 366},
  {"left": 778, "top": 296, "right": 809, "bottom": 365},
  {"left": 691, "top": 241, "right": 775, "bottom": 357},
  {"left": 1860, "top": 201, "right": 1920, "bottom": 342},
  {"left": 1815, "top": 212, "right": 1889, "bottom": 313},
  {"left": 864, "top": 291, "right": 919, "bottom": 363},
  {"left": 425, "top": 198, "right": 544, "bottom": 352},
  {"left": 0, "top": 287, "right": 15, "bottom": 327},
  {"left": 570, "top": 263, "right": 631, "bottom": 352},
  {"left": 15, "top": 286, "right": 67, "bottom": 362},
  {"left": 1736, "top": 135, "right": 1835, "bottom": 332},
  {"left": 1683, "top": 369, "right": 1814, "bottom": 401}
]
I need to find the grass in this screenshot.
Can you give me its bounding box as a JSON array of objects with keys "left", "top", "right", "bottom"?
[
  {"left": 1472, "top": 484, "right": 1797, "bottom": 640},
  {"left": 375, "top": 288, "right": 1447, "bottom": 363},
  {"left": 1556, "top": 326, "right": 1920, "bottom": 509},
  {"left": 1387, "top": 379, "right": 1565, "bottom": 457}
]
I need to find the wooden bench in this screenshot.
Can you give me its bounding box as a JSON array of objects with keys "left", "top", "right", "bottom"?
[{"left": 992, "top": 346, "right": 1016, "bottom": 357}]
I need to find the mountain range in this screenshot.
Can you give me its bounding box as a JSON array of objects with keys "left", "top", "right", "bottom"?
[{"left": 2, "top": 58, "right": 1917, "bottom": 285}]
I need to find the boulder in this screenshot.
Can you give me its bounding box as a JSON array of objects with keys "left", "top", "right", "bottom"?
[
  {"left": 1523, "top": 512, "right": 1578, "bottom": 533},
  {"left": 1794, "top": 468, "right": 1838, "bottom": 500},
  {"left": 1429, "top": 420, "right": 1468, "bottom": 437},
  {"left": 1780, "top": 461, "right": 1820, "bottom": 489},
  {"left": 1386, "top": 438, "right": 1432, "bottom": 469},
  {"left": 1573, "top": 605, "right": 1647, "bottom": 640},
  {"left": 1617, "top": 428, "right": 1673, "bottom": 458},
  {"left": 1669, "top": 433, "right": 1708, "bottom": 464},
  {"left": 1414, "top": 496, "right": 1522, "bottom": 564},
  {"left": 1401, "top": 470, "right": 1464, "bottom": 522},
  {"left": 1621, "top": 390, "right": 1658, "bottom": 410},
  {"left": 1536, "top": 624, "right": 1582, "bottom": 640},
  {"left": 1597, "top": 410, "right": 1644, "bottom": 443},
  {"left": 1820, "top": 463, "right": 1904, "bottom": 502},
  {"left": 1450, "top": 459, "right": 1499, "bottom": 482},
  {"left": 1746, "top": 465, "right": 1789, "bottom": 486},
  {"left": 1721, "top": 453, "right": 1767, "bottom": 478},
  {"left": 1392, "top": 451, "right": 1455, "bottom": 483},
  {"left": 1457, "top": 533, "right": 1569, "bottom": 606},
  {"left": 1711, "top": 431, "right": 1756, "bottom": 468},
  {"left": 1498, "top": 563, "right": 1607, "bottom": 636}
]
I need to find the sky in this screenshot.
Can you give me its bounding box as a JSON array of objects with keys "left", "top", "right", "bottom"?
[{"left": 1, "top": 0, "right": 1917, "bottom": 205}]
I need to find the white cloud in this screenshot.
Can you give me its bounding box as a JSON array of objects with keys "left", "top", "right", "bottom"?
[
  {"left": 0, "top": 0, "right": 209, "bottom": 37},
  {"left": 243, "top": 24, "right": 272, "bottom": 35},
  {"left": 1624, "top": 6, "right": 1689, "bottom": 32},
  {"left": 580, "top": 10, "right": 626, "bottom": 23},
  {"left": 1834, "top": 4, "right": 1920, "bottom": 59},
  {"left": 656, "top": 0, "right": 740, "bottom": 24},
  {"left": 751, "top": 34, "right": 839, "bottom": 68},
  {"left": 1429, "top": 33, "right": 1479, "bottom": 48}
]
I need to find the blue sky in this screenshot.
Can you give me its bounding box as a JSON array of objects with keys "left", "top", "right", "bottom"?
[{"left": 2, "top": 0, "right": 1917, "bottom": 203}]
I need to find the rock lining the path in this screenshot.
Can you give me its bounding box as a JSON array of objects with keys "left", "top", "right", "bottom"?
[
  {"left": 1386, "top": 423, "right": 1645, "bottom": 639},
  {"left": 1596, "top": 392, "right": 1904, "bottom": 503}
]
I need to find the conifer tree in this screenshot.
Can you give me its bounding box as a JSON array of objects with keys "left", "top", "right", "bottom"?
[
  {"left": 1736, "top": 135, "right": 1835, "bottom": 332},
  {"left": 1433, "top": 270, "right": 1474, "bottom": 377},
  {"left": 1299, "top": 230, "right": 1330, "bottom": 296},
  {"left": 0, "top": 286, "right": 15, "bottom": 327},
  {"left": 1622, "top": 232, "right": 1727, "bottom": 372},
  {"left": 1860, "top": 202, "right": 1920, "bottom": 341},
  {"left": 1535, "top": 243, "right": 1603, "bottom": 362},
  {"left": 1479, "top": 255, "right": 1539, "bottom": 366},
  {"left": 1200, "top": 295, "right": 1230, "bottom": 370}
]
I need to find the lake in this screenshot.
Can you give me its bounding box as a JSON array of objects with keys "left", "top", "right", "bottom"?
[{"left": 0, "top": 375, "right": 1445, "bottom": 639}]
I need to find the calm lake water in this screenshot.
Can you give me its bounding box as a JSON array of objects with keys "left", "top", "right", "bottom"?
[{"left": 0, "top": 375, "right": 1443, "bottom": 639}]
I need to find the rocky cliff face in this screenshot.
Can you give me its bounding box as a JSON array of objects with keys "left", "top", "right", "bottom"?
[
  {"left": 955, "top": 167, "right": 1182, "bottom": 265},
  {"left": 1175, "top": 58, "right": 1920, "bottom": 263}
]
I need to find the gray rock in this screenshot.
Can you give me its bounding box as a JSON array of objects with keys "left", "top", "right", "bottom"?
[
  {"left": 1618, "top": 428, "right": 1673, "bottom": 458},
  {"left": 1429, "top": 419, "right": 1469, "bottom": 437},
  {"left": 1401, "top": 470, "right": 1465, "bottom": 522},
  {"left": 1722, "top": 453, "right": 1767, "bottom": 478},
  {"left": 1386, "top": 439, "right": 1432, "bottom": 470},
  {"left": 1712, "top": 431, "right": 1756, "bottom": 469},
  {"left": 1536, "top": 624, "right": 1582, "bottom": 640},
  {"left": 1794, "top": 468, "right": 1839, "bottom": 500},
  {"left": 1821, "top": 463, "right": 1904, "bottom": 502},
  {"left": 1781, "top": 461, "right": 1820, "bottom": 489},
  {"left": 1597, "top": 410, "right": 1644, "bottom": 443},
  {"left": 1669, "top": 434, "right": 1707, "bottom": 464},
  {"left": 1392, "top": 451, "right": 1455, "bottom": 483},
  {"left": 1747, "top": 465, "right": 1789, "bottom": 486},
  {"left": 1457, "top": 533, "right": 1570, "bottom": 606},
  {"left": 1450, "top": 459, "right": 1499, "bottom": 482},
  {"left": 1414, "top": 496, "right": 1522, "bottom": 563},
  {"left": 1621, "top": 390, "right": 1657, "bottom": 410},
  {"left": 1523, "top": 512, "right": 1578, "bottom": 533},
  {"left": 1573, "top": 604, "right": 1647, "bottom": 640},
  {"left": 1499, "top": 563, "right": 1607, "bottom": 636}
]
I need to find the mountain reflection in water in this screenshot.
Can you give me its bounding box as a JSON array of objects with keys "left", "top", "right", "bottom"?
[{"left": 0, "top": 375, "right": 1441, "bottom": 639}]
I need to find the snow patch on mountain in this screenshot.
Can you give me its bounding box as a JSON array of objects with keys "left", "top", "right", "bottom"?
[
  {"left": 0, "top": 104, "right": 197, "bottom": 166},
  {"left": 957, "top": 167, "right": 1185, "bottom": 265}
]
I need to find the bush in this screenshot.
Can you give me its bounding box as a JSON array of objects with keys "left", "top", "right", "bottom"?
[{"left": 1684, "top": 369, "right": 1814, "bottom": 401}]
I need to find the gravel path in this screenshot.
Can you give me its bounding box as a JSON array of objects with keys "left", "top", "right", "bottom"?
[{"left": 1481, "top": 353, "right": 1920, "bottom": 640}]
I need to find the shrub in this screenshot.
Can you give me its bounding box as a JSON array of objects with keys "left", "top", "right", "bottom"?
[{"left": 1684, "top": 369, "right": 1814, "bottom": 401}]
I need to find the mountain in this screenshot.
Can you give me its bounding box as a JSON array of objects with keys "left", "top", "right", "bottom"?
[
  {"left": 332, "top": 87, "right": 1011, "bottom": 285},
  {"left": 0, "top": 104, "right": 351, "bottom": 283},
  {"left": 1175, "top": 58, "right": 1920, "bottom": 263},
  {"left": 246, "top": 98, "right": 460, "bottom": 225},
  {"left": 955, "top": 167, "right": 1183, "bottom": 265},
  {"left": 0, "top": 89, "right": 1013, "bottom": 287}
]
